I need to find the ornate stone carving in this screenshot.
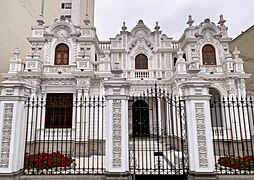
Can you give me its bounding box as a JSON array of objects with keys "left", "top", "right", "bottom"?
[
  {"left": 112, "top": 100, "right": 122, "bottom": 168},
  {"left": 53, "top": 26, "right": 71, "bottom": 40},
  {"left": 195, "top": 103, "right": 208, "bottom": 168},
  {"left": 0, "top": 103, "right": 13, "bottom": 168}
]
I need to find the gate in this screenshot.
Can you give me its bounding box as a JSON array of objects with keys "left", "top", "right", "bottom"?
[{"left": 129, "top": 85, "right": 188, "bottom": 179}]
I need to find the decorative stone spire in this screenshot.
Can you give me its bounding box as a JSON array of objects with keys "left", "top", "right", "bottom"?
[
  {"left": 218, "top": 14, "right": 226, "bottom": 26},
  {"left": 187, "top": 15, "right": 194, "bottom": 27},
  {"left": 37, "top": 14, "right": 45, "bottom": 26},
  {"left": 13, "top": 47, "right": 20, "bottom": 59},
  {"left": 233, "top": 46, "right": 240, "bottom": 58},
  {"left": 122, "top": 22, "right": 127, "bottom": 31},
  {"left": 84, "top": 14, "right": 91, "bottom": 25},
  {"left": 154, "top": 21, "right": 160, "bottom": 31}
]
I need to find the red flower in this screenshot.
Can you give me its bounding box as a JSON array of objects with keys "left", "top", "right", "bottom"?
[{"left": 24, "top": 151, "right": 75, "bottom": 170}]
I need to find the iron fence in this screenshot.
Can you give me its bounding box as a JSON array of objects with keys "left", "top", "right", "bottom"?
[
  {"left": 23, "top": 95, "right": 106, "bottom": 175},
  {"left": 210, "top": 97, "right": 254, "bottom": 175}
]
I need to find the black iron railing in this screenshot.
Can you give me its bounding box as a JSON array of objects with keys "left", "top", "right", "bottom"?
[
  {"left": 210, "top": 97, "right": 254, "bottom": 175},
  {"left": 23, "top": 95, "right": 106, "bottom": 175}
]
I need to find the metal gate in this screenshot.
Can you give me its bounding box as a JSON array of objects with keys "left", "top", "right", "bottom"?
[
  {"left": 23, "top": 95, "right": 106, "bottom": 175},
  {"left": 129, "top": 85, "right": 188, "bottom": 179}
]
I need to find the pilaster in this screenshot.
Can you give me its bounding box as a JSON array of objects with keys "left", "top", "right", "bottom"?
[
  {"left": 104, "top": 69, "right": 130, "bottom": 179},
  {"left": 0, "top": 79, "right": 31, "bottom": 174},
  {"left": 182, "top": 71, "right": 216, "bottom": 180}
]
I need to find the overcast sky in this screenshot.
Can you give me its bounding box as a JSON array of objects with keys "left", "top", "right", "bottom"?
[{"left": 94, "top": 0, "right": 254, "bottom": 40}]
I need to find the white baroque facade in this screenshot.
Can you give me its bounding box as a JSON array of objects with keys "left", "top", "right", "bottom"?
[{"left": 2, "top": 15, "right": 249, "bottom": 99}]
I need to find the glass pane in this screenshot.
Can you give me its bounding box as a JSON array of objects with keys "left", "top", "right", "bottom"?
[
  {"left": 203, "top": 54, "right": 208, "bottom": 65},
  {"left": 210, "top": 54, "right": 215, "bottom": 65},
  {"left": 135, "top": 55, "right": 141, "bottom": 69}
]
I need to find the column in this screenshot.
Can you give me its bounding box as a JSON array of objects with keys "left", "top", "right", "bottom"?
[
  {"left": 0, "top": 80, "right": 31, "bottom": 178},
  {"left": 104, "top": 68, "right": 131, "bottom": 179},
  {"left": 182, "top": 74, "right": 216, "bottom": 180}
]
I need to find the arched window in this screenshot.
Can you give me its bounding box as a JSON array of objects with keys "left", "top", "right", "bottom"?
[
  {"left": 202, "top": 44, "right": 216, "bottom": 65},
  {"left": 55, "top": 44, "right": 69, "bottom": 65},
  {"left": 132, "top": 100, "right": 149, "bottom": 137},
  {"left": 135, "top": 54, "right": 148, "bottom": 69}
]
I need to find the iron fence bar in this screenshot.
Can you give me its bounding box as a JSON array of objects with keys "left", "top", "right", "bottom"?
[
  {"left": 92, "top": 96, "right": 95, "bottom": 172},
  {"left": 237, "top": 97, "right": 246, "bottom": 173},
  {"left": 132, "top": 94, "right": 136, "bottom": 178},
  {"left": 164, "top": 93, "right": 169, "bottom": 174},
  {"left": 74, "top": 95, "right": 78, "bottom": 173},
  {"left": 137, "top": 95, "right": 140, "bottom": 174},
  {"left": 232, "top": 97, "right": 241, "bottom": 174},
  {"left": 79, "top": 97, "right": 82, "bottom": 174},
  {"left": 42, "top": 98, "right": 47, "bottom": 174},
  {"left": 140, "top": 93, "right": 144, "bottom": 173},
  {"left": 38, "top": 98, "right": 43, "bottom": 164},
  {"left": 23, "top": 98, "right": 30, "bottom": 174},
  {"left": 155, "top": 84, "right": 161, "bottom": 174},
  {"left": 212, "top": 97, "right": 222, "bottom": 173},
  {"left": 83, "top": 96, "right": 87, "bottom": 174},
  {"left": 179, "top": 98, "right": 186, "bottom": 174},
  {"left": 227, "top": 96, "right": 236, "bottom": 174},
  {"left": 175, "top": 97, "right": 181, "bottom": 173},
  {"left": 30, "top": 98, "right": 35, "bottom": 174},
  {"left": 170, "top": 96, "right": 175, "bottom": 174},
  {"left": 101, "top": 96, "right": 104, "bottom": 173},
  {"left": 222, "top": 97, "right": 231, "bottom": 174},
  {"left": 159, "top": 88, "right": 165, "bottom": 174},
  {"left": 87, "top": 96, "right": 91, "bottom": 173},
  {"left": 150, "top": 87, "right": 156, "bottom": 174},
  {"left": 172, "top": 97, "right": 177, "bottom": 173},
  {"left": 246, "top": 96, "right": 254, "bottom": 173}
]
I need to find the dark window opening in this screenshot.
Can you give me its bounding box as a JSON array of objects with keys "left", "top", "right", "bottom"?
[
  {"left": 173, "top": 57, "right": 177, "bottom": 66},
  {"left": 183, "top": 53, "right": 186, "bottom": 61},
  {"left": 135, "top": 54, "right": 148, "bottom": 69},
  {"left": 45, "top": 93, "right": 73, "bottom": 128},
  {"left": 61, "top": 3, "right": 72, "bottom": 9},
  {"left": 55, "top": 44, "right": 69, "bottom": 65}
]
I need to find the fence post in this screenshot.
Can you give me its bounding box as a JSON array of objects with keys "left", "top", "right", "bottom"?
[
  {"left": 104, "top": 67, "right": 131, "bottom": 179},
  {"left": 182, "top": 71, "right": 216, "bottom": 180},
  {"left": 0, "top": 79, "right": 31, "bottom": 178}
]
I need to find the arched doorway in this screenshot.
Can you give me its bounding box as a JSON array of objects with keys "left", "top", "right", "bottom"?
[
  {"left": 209, "top": 88, "right": 223, "bottom": 127},
  {"left": 132, "top": 100, "right": 149, "bottom": 137}
]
